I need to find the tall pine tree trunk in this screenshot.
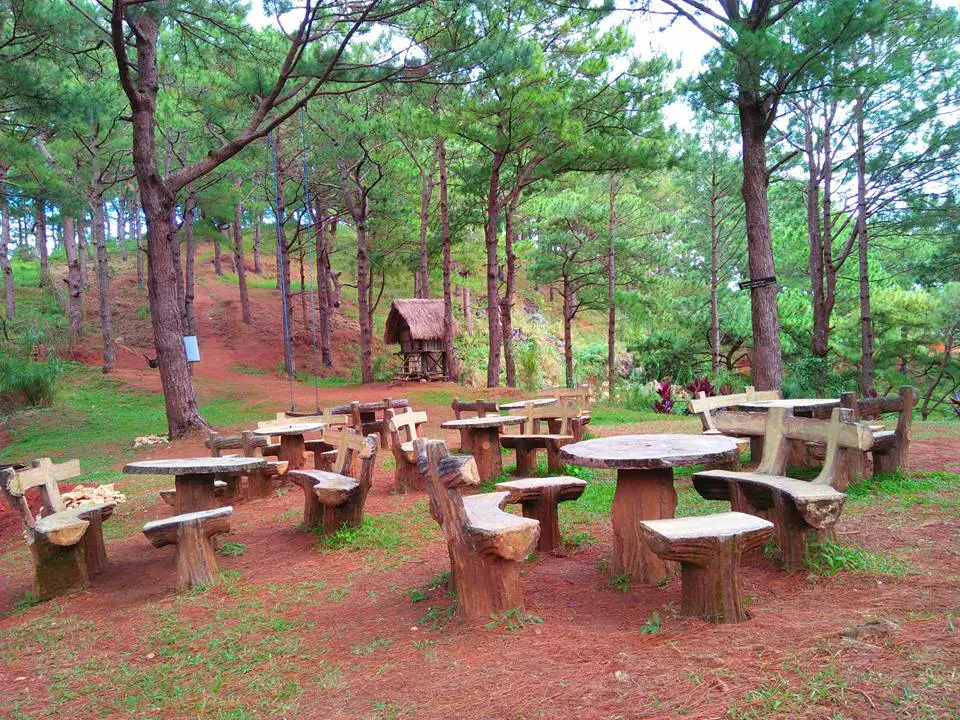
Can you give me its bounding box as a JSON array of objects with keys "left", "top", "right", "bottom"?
[
  {"left": 501, "top": 198, "right": 518, "bottom": 387},
  {"left": 463, "top": 286, "right": 473, "bottom": 334},
  {"left": 63, "top": 216, "right": 84, "bottom": 342},
  {"left": 35, "top": 201, "right": 49, "bottom": 287},
  {"left": 485, "top": 152, "right": 505, "bottom": 387},
  {"left": 234, "top": 199, "right": 251, "bottom": 324},
  {"left": 117, "top": 199, "right": 128, "bottom": 261},
  {"left": 608, "top": 172, "right": 618, "bottom": 398},
  {"left": 738, "top": 101, "right": 783, "bottom": 391},
  {"left": 0, "top": 167, "right": 14, "bottom": 320},
  {"left": 438, "top": 137, "right": 455, "bottom": 380},
  {"left": 708, "top": 159, "right": 721, "bottom": 373},
  {"left": 854, "top": 89, "right": 874, "bottom": 392},
  {"left": 356, "top": 201, "right": 373, "bottom": 384},
  {"left": 416, "top": 152, "right": 436, "bottom": 298},
  {"left": 315, "top": 208, "right": 333, "bottom": 367},
  {"left": 91, "top": 195, "right": 115, "bottom": 373},
  {"left": 77, "top": 214, "right": 89, "bottom": 290},
  {"left": 563, "top": 269, "right": 574, "bottom": 388},
  {"left": 183, "top": 193, "right": 197, "bottom": 336},
  {"left": 126, "top": 11, "right": 207, "bottom": 436},
  {"left": 253, "top": 213, "right": 262, "bottom": 273},
  {"left": 133, "top": 199, "right": 144, "bottom": 287}
]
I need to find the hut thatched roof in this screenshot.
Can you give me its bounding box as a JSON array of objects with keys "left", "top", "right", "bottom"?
[{"left": 384, "top": 299, "right": 451, "bottom": 343}]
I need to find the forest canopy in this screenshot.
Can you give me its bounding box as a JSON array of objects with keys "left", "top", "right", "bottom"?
[{"left": 1, "top": 0, "right": 958, "bottom": 435}]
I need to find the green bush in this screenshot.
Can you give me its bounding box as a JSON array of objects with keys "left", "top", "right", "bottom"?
[
  {"left": 0, "top": 355, "right": 60, "bottom": 414},
  {"left": 517, "top": 338, "right": 542, "bottom": 391},
  {"left": 782, "top": 356, "right": 855, "bottom": 398}
]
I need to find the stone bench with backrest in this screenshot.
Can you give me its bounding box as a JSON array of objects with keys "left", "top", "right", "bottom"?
[
  {"left": 206, "top": 430, "right": 280, "bottom": 460},
  {"left": 539, "top": 386, "right": 592, "bottom": 441},
  {"left": 639, "top": 512, "right": 774, "bottom": 624},
  {"left": 687, "top": 386, "right": 781, "bottom": 464},
  {"left": 501, "top": 401, "right": 581, "bottom": 474},
  {"left": 286, "top": 428, "right": 379, "bottom": 535},
  {"left": 692, "top": 407, "right": 873, "bottom": 570},
  {"left": 387, "top": 407, "right": 430, "bottom": 492},
  {"left": 839, "top": 386, "right": 915, "bottom": 477},
  {"left": 325, "top": 397, "right": 409, "bottom": 449},
  {"left": 415, "top": 438, "right": 539, "bottom": 620},
  {"left": 451, "top": 398, "right": 499, "bottom": 451},
  {"left": 274, "top": 409, "right": 353, "bottom": 470},
  {"left": 495, "top": 476, "right": 586, "bottom": 555},
  {"left": 0, "top": 458, "right": 117, "bottom": 599},
  {"left": 143, "top": 506, "right": 233, "bottom": 591}
]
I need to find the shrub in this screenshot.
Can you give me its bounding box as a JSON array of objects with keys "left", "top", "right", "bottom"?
[
  {"left": 0, "top": 355, "right": 59, "bottom": 414},
  {"left": 652, "top": 380, "right": 674, "bottom": 414}
]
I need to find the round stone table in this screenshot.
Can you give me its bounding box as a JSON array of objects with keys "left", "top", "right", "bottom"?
[
  {"left": 124, "top": 457, "right": 267, "bottom": 514},
  {"left": 559, "top": 434, "right": 739, "bottom": 585},
  {"left": 252, "top": 422, "right": 325, "bottom": 471},
  {"left": 440, "top": 415, "right": 524, "bottom": 481}
]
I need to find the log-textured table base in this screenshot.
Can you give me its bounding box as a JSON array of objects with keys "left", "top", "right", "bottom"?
[
  {"left": 612, "top": 468, "right": 678, "bottom": 583},
  {"left": 469, "top": 427, "right": 503, "bottom": 480}
]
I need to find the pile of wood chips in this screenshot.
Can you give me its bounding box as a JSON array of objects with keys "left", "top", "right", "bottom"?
[{"left": 61, "top": 484, "right": 127, "bottom": 510}]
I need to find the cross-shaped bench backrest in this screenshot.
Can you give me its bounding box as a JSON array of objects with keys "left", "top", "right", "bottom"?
[
  {"left": 511, "top": 400, "right": 581, "bottom": 436},
  {"left": 715, "top": 407, "right": 873, "bottom": 482},
  {"left": 687, "top": 386, "right": 781, "bottom": 432},
  {"left": 0, "top": 458, "right": 81, "bottom": 527},
  {"left": 325, "top": 427, "right": 379, "bottom": 479},
  {"left": 451, "top": 399, "right": 498, "bottom": 420},
  {"left": 387, "top": 407, "right": 429, "bottom": 444},
  {"left": 540, "top": 386, "right": 591, "bottom": 411}
]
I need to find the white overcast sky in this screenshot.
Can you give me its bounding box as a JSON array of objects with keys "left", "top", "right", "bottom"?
[{"left": 246, "top": 0, "right": 960, "bottom": 127}]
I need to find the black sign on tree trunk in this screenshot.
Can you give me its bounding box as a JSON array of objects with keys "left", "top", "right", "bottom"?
[{"left": 738, "top": 276, "right": 777, "bottom": 291}]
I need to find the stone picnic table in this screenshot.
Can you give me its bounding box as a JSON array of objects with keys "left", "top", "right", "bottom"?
[
  {"left": 124, "top": 457, "right": 267, "bottom": 514},
  {"left": 559, "top": 434, "right": 739, "bottom": 585},
  {"left": 440, "top": 415, "right": 524, "bottom": 481},
  {"left": 734, "top": 398, "right": 840, "bottom": 463},
  {"left": 251, "top": 422, "right": 325, "bottom": 471}
]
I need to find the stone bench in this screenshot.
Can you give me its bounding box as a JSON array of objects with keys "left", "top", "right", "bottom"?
[
  {"left": 639, "top": 512, "right": 773, "bottom": 624},
  {"left": 287, "top": 429, "right": 378, "bottom": 535},
  {"left": 143, "top": 506, "right": 233, "bottom": 591},
  {"left": 693, "top": 407, "right": 872, "bottom": 570},
  {"left": 416, "top": 438, "right": 539, "bottom": 620},
  {"left": 495, "top": 476, "right": 586, "bottom": 555},
  {"left": 501, "top": 401, "right": 581, "bottom": 474},
  {"left": 387, "top": 407, "right": 429, "bottom": 492},
  {"left": 0, "top": 458, "right": 117, "bottom": 599},
  {"left": 840, "top": 386, "right": 915, "bottom": 477}
]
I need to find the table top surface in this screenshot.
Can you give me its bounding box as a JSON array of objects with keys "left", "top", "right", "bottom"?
[
  {"left": 124, "top": 456, "right": 267, "bottom": 475},
  {"left": 737, "top": 398, "right": 839, "bottom": 410},
  {"left": 499, "top": 398, "right": 557, "bottom": 410},
  {"left": 559, "top": 434, "right": 739, "bottom": 471},
  {"left": 251, "top": 422, "right": 326, "bottom": 436},
  {"left": 441, "top": 415, "right": 524, "bottom": 429}
]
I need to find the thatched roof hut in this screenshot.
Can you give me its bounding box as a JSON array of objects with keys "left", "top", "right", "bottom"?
[{"left": 384, "top": 299, "right": 452, "bottom": 380}]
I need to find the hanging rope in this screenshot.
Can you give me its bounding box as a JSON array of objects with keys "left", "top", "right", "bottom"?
[
  {"left": 300, "top": 106, "right": 322, "bottom": 412},
  {"left": 269, "top": 130, "right": 296, "bottom": 412}
]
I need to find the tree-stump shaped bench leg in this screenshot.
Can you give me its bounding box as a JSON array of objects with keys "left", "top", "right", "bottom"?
[
  {"left": 290, "top": 474, "right": 325, "bottom": 530},
  {"left": 76, "top": 507, "right": 111, "bottom": 574},
  {"left": 314, "top": 482, "right": 363, "bottom": 535},
  {"left": 496, "top": 477, "right": 587, "bottom": 556},
  {"left": 515, "top": 444, "right": 538, "bottom": 475},
  {"left": 770, "top": 492, "right": 834, "bottom": 571},
  {"left": 452, "top": 549, "right": 525, "bottom": 619},
  {"left": 31, "top": 531, "right": 89, "bottom": 600},
  {"left": 545, "top": 439, "right": 571, "bottom": 473},
  {"left": 640, "top": 513, "right": 773, "bottom": 624},
  {"left": 394, "top": 451, "right": 423, "bottom": 493},
  {"left": 143, "top": 508, "right": 232, "bottom": 591}
]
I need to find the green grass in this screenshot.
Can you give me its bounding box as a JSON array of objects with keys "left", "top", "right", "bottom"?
[
  {"left": 803, "top": 537, "right": 912, "bottom": 577},
  {"left": 229, "top": 363, "right": 272, "bottom": 375},
  {"left": 313, "top": 502, "right": 437, "bottom": 564},
  {"left": 847, "top": 471, "right": 960, "bottom": 511},
  {"left": 0, "top": 363, "right": 275, "bottom": 473}
]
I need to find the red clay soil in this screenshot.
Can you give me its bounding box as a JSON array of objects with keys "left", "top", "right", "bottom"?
[{"left": 2, "top": 259, "right": 959, "bottom": 719}]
